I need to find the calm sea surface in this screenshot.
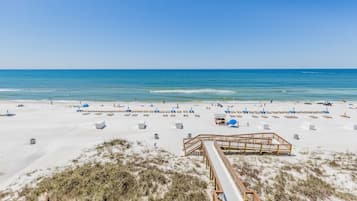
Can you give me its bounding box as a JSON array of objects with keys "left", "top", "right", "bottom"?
[{"left": 0, "top": 69, "right": 357, "bottom": 101}]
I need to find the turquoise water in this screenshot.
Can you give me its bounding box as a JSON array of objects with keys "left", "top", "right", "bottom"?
[{"left": 0, "top": 69, "right": 357, "bottom": 101}]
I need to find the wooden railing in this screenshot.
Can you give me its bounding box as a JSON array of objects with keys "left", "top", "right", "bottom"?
[
  {"left": 184, "top": 133, "right": 292, "bottom": 201},
  {"left": 214, "top": 141, "right": 260, "bottom": 201},
  {"left": 183, "top": 132, "right": 292, "bottom": 156}
]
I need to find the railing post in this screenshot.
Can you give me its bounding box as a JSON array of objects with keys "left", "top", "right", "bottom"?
[
  {"left": 277, "top": 144, "right": 280, "bottom": 155},
  {"left": 259, "top": 144, "right": 263, "bottom": 154},
  {"left": 214, "top": 177, "right": 217, "bottom": 189}
]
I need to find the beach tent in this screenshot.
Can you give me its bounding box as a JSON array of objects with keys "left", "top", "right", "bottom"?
[
  {"left": 227, "top": 119, "right": 238, "bottom": 127},
  {"left": 215, "top": 113, "right": 226, "bottom": 125},
  {"left": 82, "top": 103, "right": 89, "bottom": 108},
  {"left": 138, "top": 122, "right": 147, "bottom": 129},
  {"left": 95, "top": 121, "right": 106, "bottom": 129},
  {"left": 243, "top": 108, "right": 249, "bottom": 114},
  {"left": 175, "top": 122, "right": 184, "bottom": 129}
]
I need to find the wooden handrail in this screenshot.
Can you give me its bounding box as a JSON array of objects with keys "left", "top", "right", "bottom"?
[
  {"left": 184, "top": 133, "right": 292, "bottom": 201},
  {"left": 213, "top": 141, "right": 261, "bottom": 201},
  {"left": 183, "top": 132, "right": 292, "bottom": 156}
]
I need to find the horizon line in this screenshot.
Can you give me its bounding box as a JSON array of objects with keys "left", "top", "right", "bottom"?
[{"left": 1, "top": 67, "right": 357, "bottom": 70}]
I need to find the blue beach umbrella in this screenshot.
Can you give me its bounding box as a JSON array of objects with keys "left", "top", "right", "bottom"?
[
  {"left": 227, "top": 119, "right": 237, "bottom": 125},
  {"left": 82, "top": 103, "right": 89, "bottom": 108}
]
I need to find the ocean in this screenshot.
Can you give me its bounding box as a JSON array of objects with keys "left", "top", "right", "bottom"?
[{"left": 0, "top": 69, "right": 357, "bottom": 101}]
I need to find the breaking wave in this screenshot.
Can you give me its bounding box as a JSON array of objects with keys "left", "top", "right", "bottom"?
[
  {"left": 0, "top": 88, "right": 21, "bottom": 92},
  {"left": 150, "top": 89, "right": 235, "bottom": 94}
]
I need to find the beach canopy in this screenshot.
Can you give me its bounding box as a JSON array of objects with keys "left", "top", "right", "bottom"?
[
  {"left": 189, "top": 108, "right": 194, "bottom": 113},
  {"left": 82, "top": 103, "right": 89, "bottom": 108},
  {"left": 227, "top": 119, "right": 237, "bottom": 125},
  {"left": 215, "top": 113, "right": 226, "bottom": 118}
]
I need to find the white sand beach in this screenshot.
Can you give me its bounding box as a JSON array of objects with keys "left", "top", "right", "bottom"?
[{"left": 1, "top": 100, "right": 357, "bottom": 193}]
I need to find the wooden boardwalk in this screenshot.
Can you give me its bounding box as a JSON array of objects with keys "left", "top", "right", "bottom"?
[{"left": 183, "top": 132, "right": 292, "bottom": 201}]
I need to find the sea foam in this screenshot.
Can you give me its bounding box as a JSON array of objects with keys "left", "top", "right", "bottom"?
[
  {"left": 150, "top": 89, "right": 235, "bottom": 94},
  {"left": 0, "top": 88, "right": 21, "bottom": 92}
]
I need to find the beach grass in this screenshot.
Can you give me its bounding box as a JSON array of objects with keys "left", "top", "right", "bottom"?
[
  {"left": 15, "top": 139, "right": 209, "bottom": 201},
  {"left": 230, "top": 152, "right": 357, "bottom": 201}
]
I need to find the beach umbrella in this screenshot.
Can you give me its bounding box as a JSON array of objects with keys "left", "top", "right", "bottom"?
[
  {"left": 243, "top": 108, "right": 249, "bottom": 114},
  {"left": 323, "top": 107, "right": 329, "bottom": 114},
  {"left": 154, "top": 108, "right": 160, "bottom": 113},
  {"left": 82, "top": 103, "right": 89, "bottom": 108},
  {"left": 227, "top": 119, "right": 238, "bottom": 127},
  {"left": 126, "top": 107, "right": 132, "bottom": 112},
  {"left": 289, "top": 107, "right": 296, "bottom": 114},
  {"left": 260, "top": 108, "right": 266, "bottom": 114},
  {"left": 227, "top": 119, "right": 237, "bottom": 125},
  {"left": 171, "top": 108, "right": 176, "bottom": 113},
  {"left": 189, "top": 107, "right": 194, "bottom": 113},
  {"left": 225, "top": 108, "right": 230, "bottom": 113}
]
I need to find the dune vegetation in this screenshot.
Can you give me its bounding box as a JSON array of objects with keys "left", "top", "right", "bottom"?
[
  {"left": 229, "top": 150, "right": 357, "bottom": 201},
  {"left": 8, "top": 139, "right": 209, "bottom": 201}
]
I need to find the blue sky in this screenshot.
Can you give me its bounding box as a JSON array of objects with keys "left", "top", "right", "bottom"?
[{"left": 1, "top": 0, "right": 357, "bottom": 68}]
